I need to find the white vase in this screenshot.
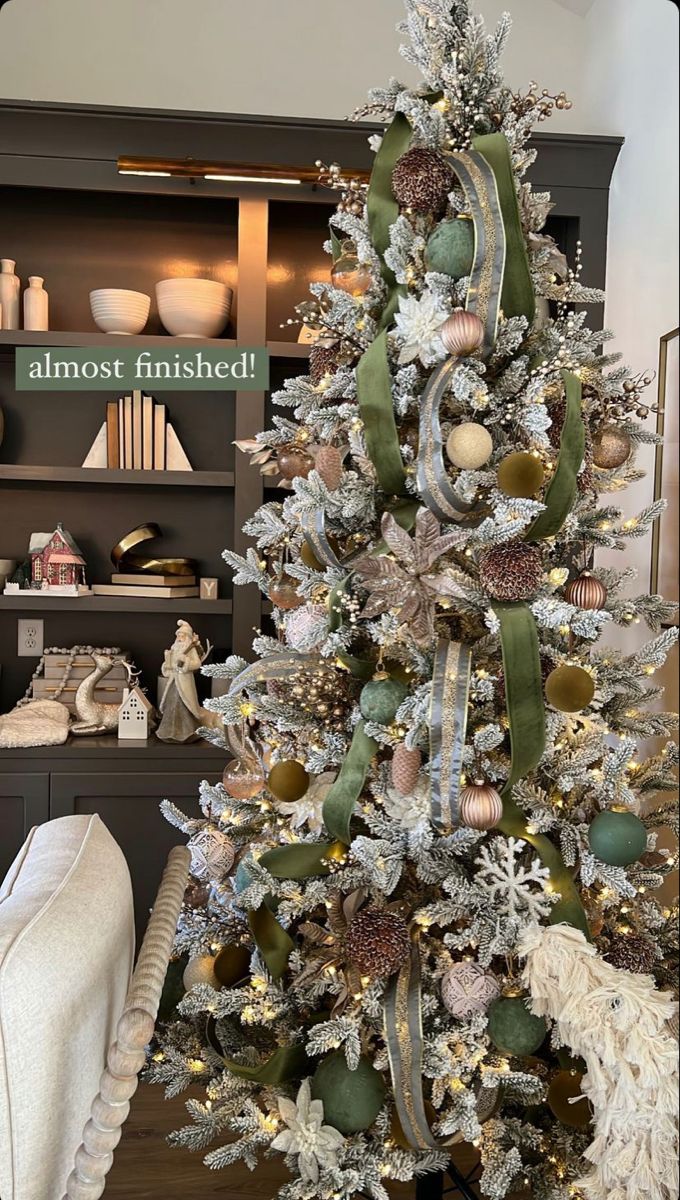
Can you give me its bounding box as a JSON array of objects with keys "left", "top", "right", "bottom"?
[
  {"left": 23, "top": 276, "right": 49, "bottom": 331},
  {"left": 0, "top": 259, "right": 20, "bottom": 330}
]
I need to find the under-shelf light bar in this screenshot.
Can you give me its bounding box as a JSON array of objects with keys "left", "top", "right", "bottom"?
[{"left": 117, "top": 155, "right": 370, "bottom": 186}]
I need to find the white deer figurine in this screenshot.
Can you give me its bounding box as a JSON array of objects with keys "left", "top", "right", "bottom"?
[{"left": 71, "top": 654, "right": 142, "bottom": 736}]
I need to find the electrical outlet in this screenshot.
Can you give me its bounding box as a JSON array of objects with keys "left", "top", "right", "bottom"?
[{"left": 18, "top": 618, "right": 44, "bottom": 657}]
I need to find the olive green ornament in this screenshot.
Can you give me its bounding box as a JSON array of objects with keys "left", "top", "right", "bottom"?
[
  {"left": 588, "top": 809, "right": 647, "bottom": 867},
  {"left": 359, "top": 676, "right": 408, "bottom": 725},
  {"left": 311, "top": 1052, "right": 386, "bottom": 1134},
  {"left": 267, "top": 759, "right": 310, "bottom": 803},
  {"left": 545, "top": 664, "right": 595, "bottom": 713},
  {"left": 487, "top": 996, "right": 547, "bottom": 1056},
  {"left": 497, "top": 451, "right": 545, "bottom": 498},
  {"left": 213, "top": 944, "right": 251, "bottom": 989},
  {"left": 425, "top": 217, "right": 475, "bottom": 279},
  {"left": 547, "top": 1070, "right": 592, "bottom": 1128}
]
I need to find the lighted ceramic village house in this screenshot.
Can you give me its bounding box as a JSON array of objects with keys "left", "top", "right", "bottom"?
[{"left": 29, "top": 523, "right": 87, "bottom": 589}]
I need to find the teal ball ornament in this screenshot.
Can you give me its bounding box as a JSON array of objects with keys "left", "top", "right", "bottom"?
[
  {"left": 588, "top": 809, "right": 647, "bottom": 867},
  {"left": 487, "top": 997, "right": 547, "bottom": 1056},
  {"left": 311, "top": 1052, "right": 386, "bottom": 1134},
  {"left": 425, "top": 218, "right": 475, "bottom": 279},
  {"left": 359, "top": 677, "right": 408, "bottom": 725}
]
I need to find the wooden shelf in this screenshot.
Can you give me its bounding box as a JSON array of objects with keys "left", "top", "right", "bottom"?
[
  {"left": 266, "top": 340, "right": 311, "bottom": 358},
  {"left": 0, "top": 594, "right": 232, "bottom": 614},
  {"left": 0, "top": 733, "right": 226, "bottom": 760},
  {"left": 0, "top": 330, "right": 238, "bottom": 350},
  {"left": 0, "top": 464, "right": 235, "bottom": 487}
]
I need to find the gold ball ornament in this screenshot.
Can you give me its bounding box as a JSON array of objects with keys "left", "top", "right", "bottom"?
[
  {"left": 545, "top": 664, "right": 595, "bottom": 713},
  {"left": 213, "top": 943, "right": 252, "bottom": 988},
  {"left": 300, "top": 534, "right": 340, "bottom": 570},
  {"left": 446, "top": 422, "right": 493, "bottom": 470},
  {"left": 440, "top": 310, "right": 485, "bottom": 358},
  {"left": 222, "top": 758, "right": 265, "bottom": 800},
  {"left": 441, "top": 961, "right": 501, "bottom": 1018},
  {"left": 183, "top": 954, "right": 220, "bottom": 991},
  {"left": 497, "top": 451, "right": 545, "bottom": 498},
  {"left": 592, "top": 424, "right": 632, "bottom": 469},
  {"left": 564, "top": 572, "right": 608, "bottom": 611},
  {"left": 331, "top": 243, "right": 373, "bottom": 296},
  {"left": 547, "top": 1071, "right": 592, "bottom": 1128},
  {"left": 267, "top": 759, "right": 310, "bottom": 803},
  {"left": 277, "top": 446, "right": 314, "bottom": 480},
  {"left": 459, "top": 781, "right": 504, "bottom": 830}
]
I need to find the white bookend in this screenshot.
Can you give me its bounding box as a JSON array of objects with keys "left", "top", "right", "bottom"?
[
  {"left": 82, "top": 422, "right": 108, "bottom": 468},
  {"left": 166, "top": 423, "right": 192, "bottom": 471}
]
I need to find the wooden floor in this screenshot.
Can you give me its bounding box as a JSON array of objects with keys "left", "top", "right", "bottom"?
[{"left": 107, "top": 1084, "right": 477, "bottom": 1198}]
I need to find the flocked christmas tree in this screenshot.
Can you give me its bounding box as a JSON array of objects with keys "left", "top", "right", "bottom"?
[{"left": 149, "top": 3, "right": 679, "bottom": 1198}]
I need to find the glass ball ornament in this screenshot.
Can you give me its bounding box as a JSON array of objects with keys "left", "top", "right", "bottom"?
[
  {"left": 547, "top": 1071, "right": 592, "bottom": 1128},
  {"left": 487, "top": 995, "right": 547, "bottom": 1056},
  {"left": 222, "top": 758, "right": 264, "bottom": 800},
  {"left": 277, "top": 446, "right": 314, "bottom": 480},
  {"left": 441, "top": 961, "right": 501, "bottom": 1018},
  {"left": 359, "top": 676, "right": 408, "bottom": 725},
  {"left": 267, "top": 758, "right": 310, "bottom": 802},
  {"left": 459, "top": 781, "right": 503, "bottom": 830},
  {"left": 440, "top": 310, "right": 485, "bottom": 358},
  {"left": 331, "top": 242, "right": 372, "bottom": 296},
  {"left": 311, "top": 1052, "right": 386, "bottom": 1134},
  {"left": 497, "top": 451, "right": 545, "bottom": 498},
  {"left": 545, "top": 664, "right": 595, "bottom": 713},
  {"left": 564, "top": 572, "right": 608, "bottom": 611},
  {"left": 425, "top": 217, "right": 475, "bottom": 279},
  {"left": 187, "top": 826, "right": 235, "bottom": 882},
  {"left": 446, "top": 422, "right": 493, "bottom": 470},
  {"left": 587, "top": 809, "right": 647, "bottom": 867},
  {"left": 592, "top": 424, "right": 632, "bottom": 469},
  {"left": 269, "top": 579, "right": 304, "bottom": 610}
]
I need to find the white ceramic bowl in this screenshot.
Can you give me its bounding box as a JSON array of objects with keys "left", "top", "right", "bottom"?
[
  {"left": 156, "top": 278, "right": 233, "bottom": 338},
  {"left": 90, "top": 288, "right": 150, "bottom": 335}
]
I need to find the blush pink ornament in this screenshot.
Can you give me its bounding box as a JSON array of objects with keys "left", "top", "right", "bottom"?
[
  {"left": 440, "top": 310, "right": 485, "bottom": 359},
  {"left": 441, "top": 961, "right": 501, "bottom": 1019}
]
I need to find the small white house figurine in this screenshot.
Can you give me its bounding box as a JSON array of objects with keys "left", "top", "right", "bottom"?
[{"left": 117, "top": 685, "right": 154, "bottom": 741}]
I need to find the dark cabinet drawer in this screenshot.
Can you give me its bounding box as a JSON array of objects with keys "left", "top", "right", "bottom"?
[{"left": 0, "top": 774, "right": 50, "bottom": 883}]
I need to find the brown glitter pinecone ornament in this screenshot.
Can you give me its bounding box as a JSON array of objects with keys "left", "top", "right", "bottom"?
[
  {"left": 547, "top": 397, "right": 595, "bottom": 493},
  {"left": 606, "top": 932, "right": 657, "bottom": 975},
  {"left": 345, "top": 908, "right": 410, "bottom": 977},
  {"left": 391, "top": 743, "right": 422, "bottom": 795},
  {"left": 315, "top": 445, "right": 344, "bottom": 490},
  {"left": 309, "top": 343, "right": 340, "bottom": 385},
  {"left": 392, "top": 147, "right": 454, "bottom": 215},
  {"left": 478, "top": 543, "right": 543, "bottom": 602}
]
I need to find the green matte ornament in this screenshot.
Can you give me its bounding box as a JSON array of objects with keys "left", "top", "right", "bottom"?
[
  {"left": 425, "top": 217, "right": 475, "bottom": 279},
  {"left": 311, "top": 1052, "right": 386, "bottom": 1134},
  {"left": 497, "top": 451, "right": 545, "bottom": 498},
  {"left": 359, "top": 676, "right": 408, "bottom": 725},
  {"left": 487, "top": 996, "right": 547, "bottom": 1056},
  {"left": 588, "top": 809, "right": 647, "bottom": 867},
  {"left": 545, "top": 664, "right": 595, "bottom": 713},
  {"left": 213, "top": 944, "right": 251, "bottom": 988},
  {"left": 267, "top": 759, "right": 310, "bottom": 803}
]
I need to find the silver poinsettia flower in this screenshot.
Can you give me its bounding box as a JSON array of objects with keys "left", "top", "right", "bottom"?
[{"left": 271, "top": 1079, "right": 345, "bottom": 1184}]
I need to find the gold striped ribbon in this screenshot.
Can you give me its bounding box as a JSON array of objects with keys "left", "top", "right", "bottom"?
[
  {"left": 450, "top": 148, "right": 506, "bottom": 358},
  {"left": 416, "top": 359, "right": 483, "bottom": 525},
  {"left": 300, "top": 508, "right": 343, "bottom": 570},
  {"left": 384, "top": 936, "right": 439, "bottom": 1150},
  {"left": 428, "top": 640, "right": 472, "bottom": 831}
]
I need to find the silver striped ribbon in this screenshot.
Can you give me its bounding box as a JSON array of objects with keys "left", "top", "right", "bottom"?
[
  {"left": 228, "top": 652, "right": 324, "bottom": 695},
  {"left": 428, "top": 639, "right": 472, "bottom": 831},
  {"left": 300, "top": 508, "right": 343, "bottom": 570},
  {"left": 416, "top": 358, "right": 482, "bottom": 525},
  {"left": 384, "top": 937, "right": 439, "bottom": 1150},
  {"left": 451, "top": 148, "right": 507, "bottom": 358}
]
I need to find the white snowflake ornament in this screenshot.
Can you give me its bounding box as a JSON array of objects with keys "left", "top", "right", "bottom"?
[
  {"left": 272, "top": 1079, "right": 345, "bottom": 1184},
  {"left": 475, "top": 836, "right": 557, "bottom": 921}
]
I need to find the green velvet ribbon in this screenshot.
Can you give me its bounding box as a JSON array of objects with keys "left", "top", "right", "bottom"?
[
  {"left": 526, "top": 370, "right": 585, "bottom": 542},
  {"left": 493, "top": 601, "right": 589, "bottom": 937},
  {"left": 322, "top": 719, "right": 378, "bottom": 844},
  {"left": 472, "top": 132, "right": 535, "bottom": 325},
  {"left": 248, "top": 903, "right": 295, "bottom": 981},
  {"left": 260, "top": 842, "right": 336, "bottom": 880},
  {"left": 207, "top": 1017, "right": 308, "bottom": 1083},
  {"left": 367, "top": 113, "right": 412, "bottom": 289}
]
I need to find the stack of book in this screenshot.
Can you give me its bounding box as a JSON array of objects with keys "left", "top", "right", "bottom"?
[
  {"left": 82, "top": 391, "right": 192, "bottom": 471},
  {"left": 32, "top": 652, "right": 130, "bottom": 714},
  {"left": 92, "top": 572, "right": 199, "bottom": 600}
]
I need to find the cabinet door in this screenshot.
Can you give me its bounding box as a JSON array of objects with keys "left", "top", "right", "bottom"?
[
  {"left": 50, "top": 772, "right": 219, "bottom": 940},
  {"left": 0, "top": 774, "right": 50, "bottom": 884}
]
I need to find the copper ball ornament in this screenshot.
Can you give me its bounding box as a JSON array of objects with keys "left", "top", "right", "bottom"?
[
  {"left": 277, "top": 446, "right": 314, "bottom": 480},
  {"left": 267, "top": 759, "right": 310, "bottom": 803},
  {"left": 459, "top": 781, "right": 504, "bottom": 831},
  {"left": 547, "top": 1071, "right": 592, "bottom": 1128},
  {"left": 497, "top": 451, "right": 545, "bottom": 498},
  {"left": 184, "top": 877, "right": 211, "bottom": 910},
  {"left": 478, "top": 542, "right": 543, "bottom": 602},
  {"left": 446, "top": 422, "right": 493, "bottom": 470},
  {"left": 269, "top": 580, "right": 304, "bottom": 610},
  {"left": 345, "top": 907, "right": 411, "bottom": 978},
  {"left": 592, "top": 424, "right": 632, "bottom": 469},
  {"left": 391, "top": 147, "right": 454, "bottom": 215},
  {"left": 331, "top": 243, "right": 373, "bottom": 296},
  {"left": 545, "top": 664, "right": 595, "bottom": 713},
  {"left": 440, "top": 310, "right": 485, "bottom": 358},
  {"left": 565, "top": 572, "right": 608, "bottom": 611},
  {"left": 222, "top": 758, "right": 265, "bottom": 800},
  {"left": 441, "top": 961, "right": 501, "bottom": 1018}
]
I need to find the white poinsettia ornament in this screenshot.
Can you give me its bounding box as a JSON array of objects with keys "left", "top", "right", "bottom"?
[
  {"left": 271, "top": 1079, "right": 345, "bottom": 1184},
  {"left": 276, "top": 771, "right": 337, "bottom": 833},
  {"left": 393, "top": 291, "right": 449, "bottom": 365},
  {"left": 384, "top": 776, "right": 430, "bottom": 830}
]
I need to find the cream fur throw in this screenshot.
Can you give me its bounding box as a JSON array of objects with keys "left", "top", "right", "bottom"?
[
  {"left": 519, "top": 922, "right": 679, "bottom": 1200},
  {"left": 0, "top": 699, "right": 71, "bottom": 747}
]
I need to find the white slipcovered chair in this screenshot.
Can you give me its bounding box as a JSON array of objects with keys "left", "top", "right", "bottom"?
[{"left": 0, "top": 813, "right": 189, "bottom": 1200}]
